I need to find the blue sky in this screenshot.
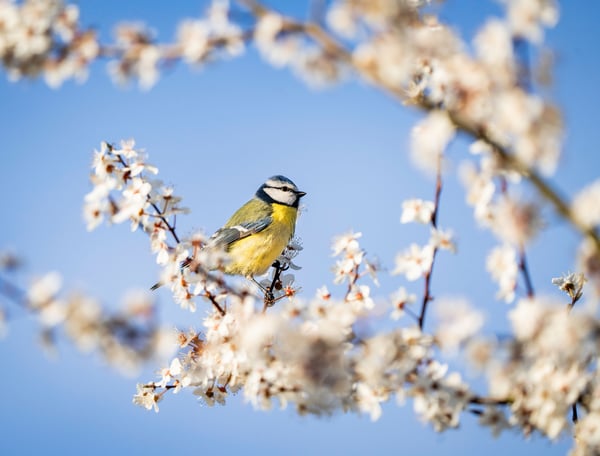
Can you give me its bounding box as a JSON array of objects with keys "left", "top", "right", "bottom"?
[{"left": 1, "top": 1, "right": 599, "bottom": 454}]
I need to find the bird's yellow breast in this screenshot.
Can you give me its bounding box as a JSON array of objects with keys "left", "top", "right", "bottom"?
[{"left": 224, "top": 203, "right": 298, "bottom": 277}]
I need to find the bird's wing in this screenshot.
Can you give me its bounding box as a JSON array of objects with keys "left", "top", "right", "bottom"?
[{"left": 208, "top": 216, "right": 273, "bottom": 249}]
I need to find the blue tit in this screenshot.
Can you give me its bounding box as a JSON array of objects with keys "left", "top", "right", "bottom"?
[
  {"left": 207, "top": 175, "right": 306, "bottom": 278},
  {"left": 151, "top": 175, "right": 305, "bottom": 290}
]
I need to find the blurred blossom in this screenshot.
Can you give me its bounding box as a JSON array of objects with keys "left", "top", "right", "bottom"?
[
  {"left": 474, "top": 19, "right": 515, "bottom": 86},
  {"left": 577, "top": 240, "right": 600, "bottom": 297},
  {"left": 460, "top": 160, "right": 496, "bottom": 226},
  {"left": 401, "top": 198, "right": 434, "bottom": 224},
  {"left": 2, "top": 0, "right": 598, "bottom": 450},
  {"left": 177, "top": 20, "right": 209, "bottom": 63},
  {"left": 389, "top": 286, "right": 416, "bottom": 320},
  {"left": 393, "top": 243, "right": 434, "bottom": 281},
  {"left": 490, "top": 196, "right": 543, "bottom": 246},
  {"left": 434, "top": 298, "right": 484, "bottom": 352},
  {"left": 410, "top": 111, "right": 455, "bottom": 173},
  {"left": 27, "top": 272, "right": 62, "bottom": 307},
  {"left": 504, "top": 0, "right": 559, "bottom": 43},
  {"left": 486, "top": 244, "right": 518, "bottom": 303},
  {"left": 572, "top": 179, "right": 600, "bottom": 229},
  {"left": 429, "top": 228, "right": 456, "bottom": 253}
]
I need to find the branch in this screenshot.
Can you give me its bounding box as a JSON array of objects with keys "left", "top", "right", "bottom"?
[
  {"left": 418, "top": 155, "right": 443, "bottom": 331},
  {"left": 518, "top": 245, "right": 535, "bottom": 299},
  {"left": 239, "top": 1, "right": 600, "bottom": 251}
]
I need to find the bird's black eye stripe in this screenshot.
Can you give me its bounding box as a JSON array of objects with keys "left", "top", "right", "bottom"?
[{"left": 265, "top": 185, "right": 293, "bottom": 192}]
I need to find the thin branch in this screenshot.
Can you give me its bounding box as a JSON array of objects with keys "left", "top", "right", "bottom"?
[
  {"left": 470, "top": 396, "right": 512, "bottom": 407},
  {"left": 262, "top": 260, "right": 288, "bottom": 311},
  {"left": 202, "top": 290, "right": 226, "bottom": 316},
  {"left": 418, "top": 155, "right": 443, "bottom": 331},
  {"left": 106, "top": 144, "right": 182, "bottom": 245},
  {"left": 518, "top": 245, "right": 535, "bottom": 299},
  {"left": 0, "top": 274, "right": 27, "bottom": 306}
]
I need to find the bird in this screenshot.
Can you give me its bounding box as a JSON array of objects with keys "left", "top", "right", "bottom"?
[{"left": 152, "top": 175, "right": 306, "bottom": 290}]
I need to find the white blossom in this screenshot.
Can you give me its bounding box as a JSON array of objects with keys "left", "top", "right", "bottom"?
[
  {"left": 504, "top": 0, "right": 559, "bottom": 43},
  {"left": 486, "top": 244, "right": 518, "bottom": 303},
  {"left": 27, "top": 272, "right": 62, "bottom": 307},
  {"left": 390, "top": 287, "right": 416, "bottom": 320},
  {"left": 434, "top": 298, "right": 484, "bottom": 352},
  {"left": 393, "top": 244, "right": 434, "bottom": 281},
  {"left": 177, "top": 20, "right": 209, "bottom": 63},
  {"left": 401, "top": 199, "right": 434, "bottom": 224},
  {"left": 572, "top": 179, "right": 600, "bottom": 229},
  {"left": 410, "top": 110, "right": 455, "bottom": 173},
  {"left": 429, "top": 227, "right": 456, "bottom": 253},
  {"left": 133, "top": 383, "right": 161, "bottom": 412},
  {"left": 551, "top": 271, "right": 586, "bottom": 303},
  {"left": 490, "top": 196, "right": 543, "bottom": 246}
]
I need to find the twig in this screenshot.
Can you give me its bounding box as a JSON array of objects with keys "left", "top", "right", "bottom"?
[
  {"left": 470, "top": 396, "right": 512, "bottom": 407},
  {"left": 418, "top": 156, "right": 443, "bottom": 331},
  {"left": 106, "top": 143, "right": 181, "bottom": 245},
  {"left": 203, "top": 290, "right": 226, "bottom": 316},
  {"left": 518, "top": 245, "right": 535, "bottom": 298},
  {"left": 0, "top": 274, "right": 27, "bottom": 306}
]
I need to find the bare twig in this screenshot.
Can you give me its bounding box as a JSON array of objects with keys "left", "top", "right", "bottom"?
[
  {"left": 518, "top": 245, "right": 535, "bottom": 299},
  {"left": 203, "top": 290, "right": 226, "bottom": 316},
  {"left": 418, "top": 156, "right": 443, "bottom": 331}
]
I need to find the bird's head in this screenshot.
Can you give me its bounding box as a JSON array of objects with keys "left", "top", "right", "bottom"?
[{"left": 256, "top": 175, "right": 306, "bottom": 208}]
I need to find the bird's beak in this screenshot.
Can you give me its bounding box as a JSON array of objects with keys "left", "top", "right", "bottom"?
[{"left": 296, "top": 191, "right": 307, "bottom": 198}]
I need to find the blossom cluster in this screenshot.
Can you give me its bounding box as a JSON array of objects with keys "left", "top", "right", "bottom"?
[
  {"left": 3, "top": 0, "right": 600, "bottom": 454},
  {"left": 0, "top": 0, "right": 98, "bottom": 87},
  {"left": 0, "top": 255, "right": 174, "bottom": 373},
  {"left": 135, "top": 232, "right": 474, "bottom": 433},
  {"left": 84, "top": 140, "right": 302, "bottom": 312},
  {"left": 469, "top": 297, "right": 600, "bottom": 453},
  {"left": 0, "top": 0, "right": 246, "bottom": 89}
]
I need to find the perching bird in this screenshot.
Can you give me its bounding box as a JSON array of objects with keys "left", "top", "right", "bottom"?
[{"left": 152, "top": 175, "right": 306, "bottom": 289}]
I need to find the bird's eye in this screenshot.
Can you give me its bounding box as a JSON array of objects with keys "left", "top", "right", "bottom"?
[{"left": 281, "top": 186, "right": 291, "bottom": 192}]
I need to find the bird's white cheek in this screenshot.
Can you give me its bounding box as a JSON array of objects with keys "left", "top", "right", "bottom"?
[{"left": 264, "top": 188, "right": 295, "bottom": 205}]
